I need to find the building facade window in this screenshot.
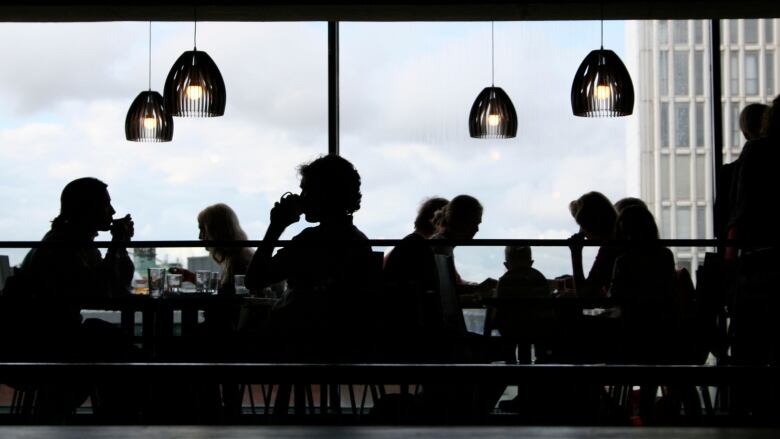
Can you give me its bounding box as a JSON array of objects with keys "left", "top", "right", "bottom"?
[
  {"left": 676, "top": 206, "right": 692, "bottom": 239},
  {"left": 675, "top": 154, "right": 691, "bottom": 200},
  {"left": 674, "top": 20, "right": 688, "bottom": 44},
  {"left": 766, "top": 19, "right": 774, "bottom": 44},
  {"left": 744, "top": 19, "right": 759, "bottom": 44},
  {"left": 694, "top": 20, "right": 704, "bottom": 45},
  {"left": 745, "top": 51, "right": 759, "bottom": 95},
  {"left": 767, "top": 50, "right": 775, "bottom": 96},
  {"left": 730, "top": 52, "right": 740, "bottom": 93},
  {"left": 695, "top": 102, "right": 705, "bottom": 147},
  {"left": 674, "top": 50, "right": 689, "bottom": 95},
  {"left": 731, "top": 104, "right": 742, "bottom": 147},
  {"left": 661, "top": 207, "right": 671, "bottom": 239},
  {"left": 661, "top": 102, "right": 670, "bottom": 147},
  {"left": 660, "top": 154, "right": 670, "bottom": 201},
  {"left": 729, "top": 19, "right": 739, "bottom": 45},
  {"left": 697, "top": 206, "right": 707, "bottom": 239},
  {"left": 658, "top": 20, "right": 668, "bottom": 44},
  {"left": 675, "top": 104, "right": 690, "bottom": 148},
  {"left": 695, "top": 153, "right": 706, "bottom": 199},
  {"left": 694, "top": 50, "right": 704, "bottom": 96},
  {"left": 659, "top": 50, "right": 669, "bottom": 95}
]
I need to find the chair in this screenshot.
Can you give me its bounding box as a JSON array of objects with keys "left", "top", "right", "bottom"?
[{"left": 0, "top": 255, "right": 10, "bottom": 292}]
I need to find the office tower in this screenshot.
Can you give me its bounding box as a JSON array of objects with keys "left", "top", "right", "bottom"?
[{"left": 629, "top": 19, "right": 779, "bottom": 272}]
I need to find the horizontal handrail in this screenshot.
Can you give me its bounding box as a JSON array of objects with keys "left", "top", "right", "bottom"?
[
  {"left": 0, "top": 362, "right": 777, "bottom": 385},
  {"left": 0, "top": 238, "right": 764, "bottom": 249}
]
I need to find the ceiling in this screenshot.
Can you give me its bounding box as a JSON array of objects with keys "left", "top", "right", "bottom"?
[{"left": 1, "top": 0, "right": 779, "bottom": 22}]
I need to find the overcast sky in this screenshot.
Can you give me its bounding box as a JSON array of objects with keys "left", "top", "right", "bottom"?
[{"left": 0, "top": 21, "right": 636, "bottom": 281}]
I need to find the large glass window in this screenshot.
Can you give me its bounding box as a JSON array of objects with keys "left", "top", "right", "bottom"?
[
  {"left": 674, "top": 50, "right": 689, "bottom": 95},
  {"left": 745, "top": 51, "right": 759, "bottom": 95},
  {"left": 0, "top": 22, "right": 328, "bottom": 266},
  {"left": 673, "top": 20, "right": 688, "bottom": 44},
  {"left": 744, "top": 19, "right": 759, "bottom": 44},
  {"left": 675, "top": 154, "right": 691, "bottom": 200},
  {"left": 675, "top": 104, "right": 690, "bottom": 148},
  {"left": 340, "top": 21, "right": 632, "bottom": 280},
  {"left": 766, "top": 19, "right": 775, "bottom": 44}
]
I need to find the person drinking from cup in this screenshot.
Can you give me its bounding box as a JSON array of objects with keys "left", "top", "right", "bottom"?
[
  {"left": 245, "top": 154, "right": 374, "bottom": 359},
  {"left": 5, "top": 177, "right": 139, "bottom": 419}
]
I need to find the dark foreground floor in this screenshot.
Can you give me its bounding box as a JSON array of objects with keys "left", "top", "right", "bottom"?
[{"left": 0, "top": 426, "right": 779, "bottom": 439}]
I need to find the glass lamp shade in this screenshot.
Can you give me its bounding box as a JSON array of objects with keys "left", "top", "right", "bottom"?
[
  {"left": 468, "top": 86, "right": 518, "bottom": 139},
  {"left": 163, "top": 49, "right": 226, "bottom": 117},
  {"left": 125, "top": 91, "right": 173, "bottom": 142},
  {"left": 571, "top": 49, "right": 634, "bottom": 117}
]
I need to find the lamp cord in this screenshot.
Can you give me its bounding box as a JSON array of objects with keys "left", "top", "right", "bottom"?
[
  {"left": 600, "top": 2, "right": 604, "bottom": 49},
  {"left": 193, "top": 5, "right": 198, "bottom": 49},
  {"left": 148, "top": 21, "right": 152, "bottom": 91},
  {"left": 491, "top": 21, "right": 495, "bottom": 86}
]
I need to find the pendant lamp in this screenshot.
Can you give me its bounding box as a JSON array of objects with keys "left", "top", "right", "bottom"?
[
  {"left": 125, "top": 22, "right": 173, "bottom": 142},
  {"left": 163, "top": 14, "right": 226, "bottom": 117},
  {"left": 571, "top": 19, "right": 634, "bottom": 117},
  {"left": 469, "top": 22, "right": 517, "bottom": 139}
]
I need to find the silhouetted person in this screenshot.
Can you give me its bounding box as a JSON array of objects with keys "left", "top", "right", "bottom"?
[
  {"left": 383, "top": 197, "right": 449, "bottom": 334},
  {"left": 716, "top": 103, "right": 769, "bottom": 245},
  {"left": 245, "top": 154, "right": 374, "bottom": 359},
  {"left": 170, "top": 203, "right": 253, "bottom": 295},
  {"left": 493, "top": 246, "right": 554, "bottom": 364},
  {"left": 568, "top": 191, "right": 619, "bottom": 298},
  {"left": 614, "top": 196, "right": 648, "bottom": 214},
  {"left": 728, "top": 96, "right": 780, "bottom": 418},
  {"left": 8, "top": 177, "right": 138, "bottom": 420},
  {"left": 607, "top": 205, "right": 679, "bottom": 423},
  {"left": 430, "top": 194, "right": 497, "bottom": 297}
]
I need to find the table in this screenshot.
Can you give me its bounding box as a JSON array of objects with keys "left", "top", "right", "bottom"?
[{"left": 82, "top": 295, "right": 276, "bottom": 357}]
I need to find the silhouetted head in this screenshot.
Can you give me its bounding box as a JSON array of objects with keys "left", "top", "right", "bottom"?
[
  {"left": 298, "top": 154, "right": 362, "bottom": 223},
  {"left": 614, "top": 197, "right": 648, "bottom": 214},
  {"left": 761, "top": 95, "right": 780, "bottom": 139},
  {"left": 570, "top": 191, "right": 617, "bottom": 239},
  {"left": 434, "top": 195, "right": 483, "bottom": 241},
  {"left": 52, "top": 177, "right": 114, "bottom": 234},
  {"left": 414, "top": 197, "right": 449, "bottom": 238},
  {"left": 616, "top": 205, "right": 659, "bottom": 242},
  {"left": 740, "top": 103, "right": 769, "bottom": 141},
  {"left": 198, "top": 203, "right": 248, "bottom": 263},
  {"left": 504, "top": 245, "right": 533, "bottom": 270}
]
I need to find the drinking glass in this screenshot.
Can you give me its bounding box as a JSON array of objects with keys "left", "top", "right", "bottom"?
[
  {"left": 167, "top": 273, "right": 182, "bottom": 294},
  {"left": 196, "top": 270, "right": 210, "bottom": 293},
  {"left": 209, "top": 271, "right": 220, "bottom": 294},
  {"left": 234, "top": 274, "right": 249, "bottom": 295},
  {"left": 148, "top": 268, "right": 165, "bottom": 298}
]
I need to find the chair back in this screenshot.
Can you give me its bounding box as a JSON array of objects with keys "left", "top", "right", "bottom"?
[
  {"left": 434, "top": 254, "right": 467, "bottom": 335},
  {"left": 0, "top": 255, "right": 10, "bottom": 291}
]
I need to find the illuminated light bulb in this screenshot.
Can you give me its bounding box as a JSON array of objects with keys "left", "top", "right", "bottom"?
[
  {"left": 487, "top": 114, "right": 501, "bottom": 126},
  {"left": 595, "top": 84, "right": 611, "bottom": 100},
  {"left": 185, "top": 84, "right": 204, "bottom": 100},
  {"left": 142, "top": 117, "right": 158, "bottom": 130}
]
